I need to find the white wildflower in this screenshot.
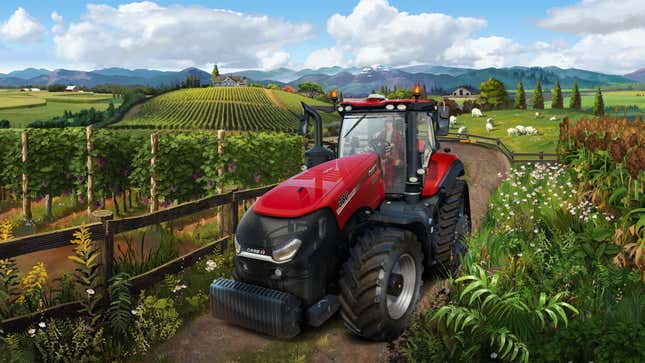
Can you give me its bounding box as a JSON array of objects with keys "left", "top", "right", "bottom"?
[
  {"left": 28, "top": 328, "right": 36, "bottom": 336},
  {"left": 38, "top": 321, "right": 46, "bottom": 328},
  {"left": 86, "top": 288, "right": 95, "bottom": 295}
]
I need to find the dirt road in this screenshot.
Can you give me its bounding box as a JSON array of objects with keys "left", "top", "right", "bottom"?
[{"left": 146, "top": 142, "right": 510, "bottom": 363}]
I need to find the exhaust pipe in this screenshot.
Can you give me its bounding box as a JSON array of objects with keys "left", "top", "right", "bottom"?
[{"left": 300, "top": 102, "right": 335, "bottom": 168}]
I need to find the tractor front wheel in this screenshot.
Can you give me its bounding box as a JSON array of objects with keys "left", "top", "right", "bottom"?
[{"left": 338, "top": 228, "right": 423, "bottom": 341}]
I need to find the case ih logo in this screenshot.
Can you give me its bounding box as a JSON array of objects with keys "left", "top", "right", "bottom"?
[
  {"left": 246, "top": 247, "right": 266, "bottom": 255},
  {"left": 337, "top": 191, "right": 350, "bottom": 210}
]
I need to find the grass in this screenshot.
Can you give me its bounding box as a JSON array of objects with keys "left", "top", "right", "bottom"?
[
  {"left": 268, "top": 89, "right": 340, "bottom": 126},
  {"left": 0, "top": 89, "right": 119, "bottom": 128},
  {"left": 453, "top": 108, "right": 589, "bottom": 153}
]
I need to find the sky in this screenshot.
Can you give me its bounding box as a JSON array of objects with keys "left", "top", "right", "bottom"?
[{"left": 0, "top": 0, "right": 643, "bottom": 74}]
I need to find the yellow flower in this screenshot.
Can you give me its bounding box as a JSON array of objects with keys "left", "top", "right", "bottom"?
[
  {"left": 0, "top": 219, "right": 14, "bottom": 241},
  {"left": 21, "top": 262, "right": 48, "bottom": 292}
]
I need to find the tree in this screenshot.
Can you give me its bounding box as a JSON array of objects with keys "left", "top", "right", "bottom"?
[
  {"left": 298, "top": 82, "right": 324, "bottom": 98},
  {"left": 569, "top": 81, "right": 581, "bottom": 110},
  {"left": 211, "top": 64, "right": 219, "bottom": 86},
  {"left": 282, "top": 85, "right": 296, "bottom": 93},
  {"left": 266, "top": 83, "right": 281, "bottom": 90},
  {"left": 0, "top": 119, "right": 9, "bottom": 128},
  {"left": 592, "top": 87, "right": 605, "bottom": 116},
  {"left": 514, "top": 80, "right": 526, "bottom": 109},
  {"left": 532, "top": 81, "right": 544, "bottom": 109},
  {"left": 478, "top": 78, "right": 508, "bottom": 110},
  {"left": 421, "top": 84, "right": 428, "bottom": 99},
  {"left": 551, "top": 80, "right": 563, "bottom": 109}
]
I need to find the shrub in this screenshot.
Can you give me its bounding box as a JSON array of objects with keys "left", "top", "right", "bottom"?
[
  {"left": 32, "top": 318, "right": 106, "bottom": 363},
  {"left": 130, "top": 293, "right": 182, "bottom": 355}
]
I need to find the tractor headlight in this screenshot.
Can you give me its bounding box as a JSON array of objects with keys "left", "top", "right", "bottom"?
[
  {"left": 234, "top": 235, "right": 241, "bottom": 254},
  {"left": 272, "top": 238, "right": 302, "bottom": 262},
  {"left": 396, "top": 104, "right": 407, "bottom": 110},
  {"left": 337, "top": 106, "right": 344, "bottom": 112},
  {"left": 385, "top": 104, "right": 395, "bottom": 110},
  {"left": 344, "top": 105, "right": 353, "bottom": 112}
]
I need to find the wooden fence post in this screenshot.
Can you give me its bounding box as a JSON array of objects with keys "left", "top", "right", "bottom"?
[
  {"left": 86, "top": 127, "right": 94, "bottom": 215},
  {"left": 21, "top": 130, "right": 32, "bottom": 223},
  {"left": 92, "top": 210, "right": 114, "bottom": 287},
  {"left": 217, "top": 130, "right": 226, "bottom": 236},
  {"left": 150, "top": 133, "right": 159, "bottom": 213}
]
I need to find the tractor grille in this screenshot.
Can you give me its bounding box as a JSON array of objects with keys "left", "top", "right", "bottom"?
[{"left": 210, "top": 278, "right": 303, "bottom": 338}]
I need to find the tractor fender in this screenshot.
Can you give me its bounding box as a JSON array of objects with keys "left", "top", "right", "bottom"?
[
  {"left": 421, "top": 151, "right": 465, "bottom": 197},
  {"left": 365, "top": 197, "right": 440, "bottom": 248}
]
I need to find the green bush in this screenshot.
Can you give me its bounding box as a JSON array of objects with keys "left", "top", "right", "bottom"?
[
  {"left": 130, "top": 293, "right": 182, "bottom": 355},
  {"left": 32, "top": 318, "right": 106, "bottom": 363}
]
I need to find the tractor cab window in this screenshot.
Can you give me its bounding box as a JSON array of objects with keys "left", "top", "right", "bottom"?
[
  {"left": 338, "top": 113, "right": 406, "bottom": 194},
  {"left": 415, "top": 112, "right": 436, "bottom": 169}
]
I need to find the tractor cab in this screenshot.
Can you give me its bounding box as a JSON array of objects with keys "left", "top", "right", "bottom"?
[{"left": 301, "top": 90, "right": 451, "bottom": 202}]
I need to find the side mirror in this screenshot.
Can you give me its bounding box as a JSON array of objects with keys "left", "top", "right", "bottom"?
[{"left": 436, "top": 106, "right": 450, "bottom": 136}]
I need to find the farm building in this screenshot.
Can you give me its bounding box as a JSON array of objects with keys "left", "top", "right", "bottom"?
[
  {"left": 452, "top": 87, "right": 472, "bottom": 97},
  {"left": 211, "top": 76, "right": 248, "bottom": 87},
  {"left": 66, "top": 85, "right": 80, "bottom": 92},
  {"left": 20, "top": 88, "right": 41, "bottom": 92}
]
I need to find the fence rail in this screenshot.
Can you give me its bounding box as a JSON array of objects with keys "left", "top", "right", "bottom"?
[
  {"left": 437, "top": 132, "right": 558, "bottom": 163},
  {"left": 0, "top": 184, "right": 275, "bottom": 332}
]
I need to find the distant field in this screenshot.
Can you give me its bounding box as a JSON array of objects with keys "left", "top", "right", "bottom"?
[
  {"left": 0, "top": 89, "right": 118, "bottom": 128},
  {"left": 452, "top": 108, "right": 590, "bottom": 153},
  {"left": 117, "top": 87, "right": 339, "bottom": 131}
]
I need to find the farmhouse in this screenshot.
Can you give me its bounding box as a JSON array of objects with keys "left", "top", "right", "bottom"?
[
  {"left": 20, "top": 88, "right": 41, "bottom": 92},
  {"left": 452, "top": 87, "right": 472, "bottom": 97},
  {"left": 211, "top": 75, "right": 248, "bottom": 87},
  {"left": 65, "top": 85, "right": 80, "bottom": 92}
]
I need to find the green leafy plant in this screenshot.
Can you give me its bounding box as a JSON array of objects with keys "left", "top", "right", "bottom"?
[
  {"left": 106, "top": 273, "right": 133, "bottom": 339},
  {"left": 130, "top": 293, "right": 182, "bottom": 355},
  {"left": 114, "top": 227, "right": 180, "bottom": 275},
  {"left": 68, "top": 224, "right": 103, "bottom": 325},
  {"left": 32, "top": 318, "right": 105, "bottom": 363},
  {"left": 432, "top": 265, "right": 578, "bottom": 362},
  {"left": 0, "top": 259, "right": 20, "bottom": 319}
]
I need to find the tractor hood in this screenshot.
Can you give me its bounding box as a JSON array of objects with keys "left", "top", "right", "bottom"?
[{"left": 254, "top": 153, "right": 383, "bottom": 225}]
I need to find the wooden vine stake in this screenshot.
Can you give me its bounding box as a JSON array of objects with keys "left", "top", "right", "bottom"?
[
  {"left": 21, "top": 130, "right": 32, "bottom": 222},
  {"left": 150, "top": 133, "right": 159, "bottom": 213},
  {"left": 86, "top": 127, "right": 94, "bottom": 215},
  {"left": 217, "top": 130, "right": 226, "bottom": 236}
]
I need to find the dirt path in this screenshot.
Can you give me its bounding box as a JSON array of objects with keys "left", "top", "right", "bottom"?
[{"left": 145, "top": 143, "right": 510, "bottom": 363}]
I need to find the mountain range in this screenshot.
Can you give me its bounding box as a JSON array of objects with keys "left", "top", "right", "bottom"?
[{"left": 0, "top": 65, "right": 642, "bottom": 96}]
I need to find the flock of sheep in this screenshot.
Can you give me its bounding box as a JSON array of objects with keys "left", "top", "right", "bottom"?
[{"left": 447, "top": 108, "right": 559, "bottom": 136}]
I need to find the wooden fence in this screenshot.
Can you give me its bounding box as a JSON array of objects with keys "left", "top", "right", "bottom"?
[
  {"left": 437, "top": 132, "right": 559, "bottom": 163},
  {"left": 0, "top": 184, "right": 275, "bottom": 332}
]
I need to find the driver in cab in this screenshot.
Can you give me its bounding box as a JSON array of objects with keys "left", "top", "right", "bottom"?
[{"left": 374, "top": 118, "right": 403, "bottom": 190}]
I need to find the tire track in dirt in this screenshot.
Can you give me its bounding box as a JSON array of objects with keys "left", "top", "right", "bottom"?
[{"left": 145, "top": 142, "right": 511, "bottom": 363}]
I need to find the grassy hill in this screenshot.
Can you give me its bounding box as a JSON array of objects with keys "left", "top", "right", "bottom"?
[
  {"left": 0, "top": 89, "right": 118, "bottom": 128},
  {"left": 116, "top": 87, "right": 339, "bottom": 132}
]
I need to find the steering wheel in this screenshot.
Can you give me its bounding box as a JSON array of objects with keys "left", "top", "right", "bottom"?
[{"left": 369, "top": 138, "right": 388, "bottom": 155}]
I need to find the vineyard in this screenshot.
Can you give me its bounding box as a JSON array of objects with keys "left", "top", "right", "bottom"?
[
  {"left": 116, "top": 87, "right": 306, "bottom": 131},
  {"left": 0, "top": 128, "right": 304, "bottom": 228}
]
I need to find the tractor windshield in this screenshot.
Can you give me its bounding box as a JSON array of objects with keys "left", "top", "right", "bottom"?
[{"left": 338, "top": 113, "right": 406, "bottom": 194}]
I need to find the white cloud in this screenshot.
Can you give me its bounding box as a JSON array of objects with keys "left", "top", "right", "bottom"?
[
  {"left": 52, "top": 1, "right": 313, "bottom": 69},
  {"left": 304, "top": 47, "right": 346, "bottom": 69},
  {"left": 310, "top": 0, "right": 486, "bottom": 68},
  {"left": 536, "top": 0, "right": 645, "bottom": 73},
  {"left": 0, "top": 7, "right": 45, "bottom": 42},
  {"left": 51, "top": 11, "right": 65, "bottom": 35},
  {"left": 538, "top": 0, "right": 645, "bottom": 34}
]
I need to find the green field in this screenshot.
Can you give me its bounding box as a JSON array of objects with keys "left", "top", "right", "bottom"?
[
  {"left": 452, "top": 108, "right": 590, "bottom": 153},
  {"left": 0, "top": 89, "right": 118, "bottom": 128},
  {"left": 117, "top": 87, "right": 338, "bottom": 131}
]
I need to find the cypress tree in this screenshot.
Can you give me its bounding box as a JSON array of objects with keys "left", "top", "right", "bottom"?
[
  {"left": 592, "top": 87, "right": 605, "bottom": 116},
  {"left": 421, "top": 84, "right": 428, "bottom": 99},
  {"left": 551, "top": 80, "right": 563, "bottom": 109},
  {"left": 532, "top": 81, "right": 544, "bottom": 109},
  {"left": 569, "top": 81, "right": 581, "bottom": 109},
  {"left": 514, "top": 80, "right": 526, "bottom": 109}
]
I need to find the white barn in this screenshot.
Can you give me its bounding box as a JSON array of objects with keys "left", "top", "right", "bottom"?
[{"left": 451, "top": 87, "right": 472, "bottom": 97}]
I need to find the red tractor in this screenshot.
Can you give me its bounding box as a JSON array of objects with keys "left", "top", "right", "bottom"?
[{"left": 210, "top": 91, "right": 470, "bottom": 340}]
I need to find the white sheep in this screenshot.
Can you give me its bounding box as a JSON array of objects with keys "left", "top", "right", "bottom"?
[
  {"left": 549, "top": 116, "right": 558, "bottom": 121},
  {"left": 449, "top": 115, "right": 457, "bottom": 128},
  {"left": 486, "top": 117, "right": 494, "bottom": 124},
  {"left": 515, "top": 125, "right": 526, "bottom": 134},
  {"left": 525, "top": 126, "right": 539, "bottom": 135},
  {"left": 535, "top": 112, "right": 541, "bottom": 118},
  {"left": 458, "top": 126, "right": 468, "bottom": 134},
  {"left": 486, "top": 122, "right": 494, "bottom": 132},
  {"left": 471, "top": 108, "right": 483, "bottom": 117}
]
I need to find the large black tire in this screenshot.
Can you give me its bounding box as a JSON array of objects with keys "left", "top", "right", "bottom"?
[
  {"left": 338, "top": 227, "right": 423, "bottom": 341},
  {"left": 433, "top": 180, "right": 471, "bottom": 275}
]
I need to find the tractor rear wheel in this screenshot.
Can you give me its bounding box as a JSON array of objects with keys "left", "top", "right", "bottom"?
[
  {"left": 433, "top": 180, "right": 471, "bottom": 275},
  {"left": 338, "top": 227, "right": 423, "bottom": 341}
]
